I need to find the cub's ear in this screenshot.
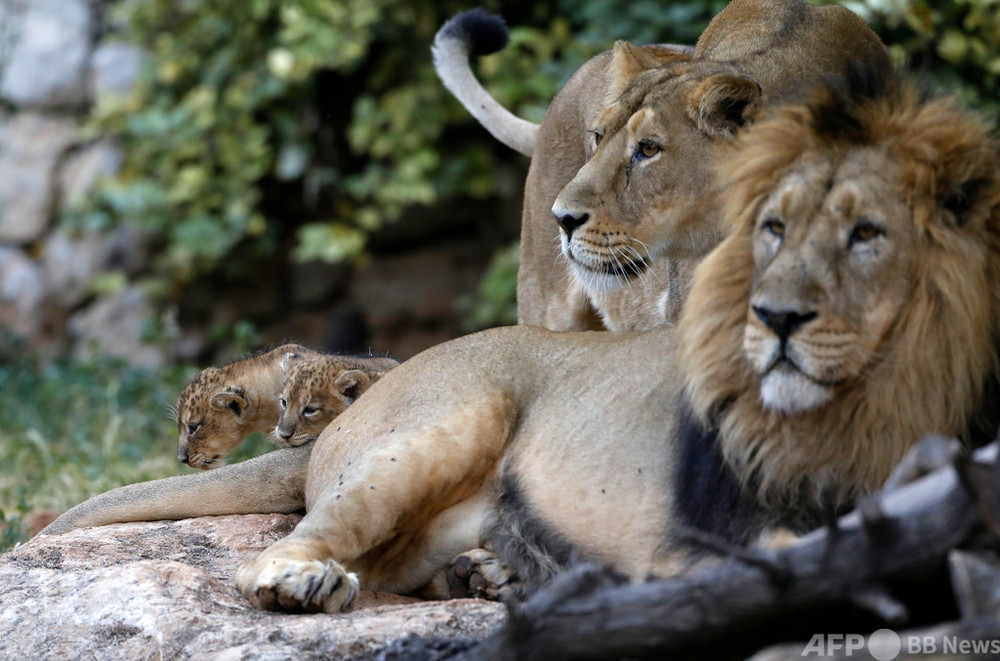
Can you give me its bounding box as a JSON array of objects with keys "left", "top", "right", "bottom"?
[
  {"left": 281, "top": 351, "right": 305, "bottom": 372},
  {"left": 333, "top": 370, "right": 373, "bottom": 404},
  {"left": 688, "top": 71, "right": 762, "bottom": 140},
  {"left": 210, "top": 388, "right": 248, "bottom": 417},
  {"left": 606, "top": 41, "right": 691, "bottom": 105}
]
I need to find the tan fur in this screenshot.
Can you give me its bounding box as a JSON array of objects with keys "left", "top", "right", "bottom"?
[
  {"left": 439, "top": 0, "right": 890, "bottom": 332},
  {"left": 40, "top": 80, "right": 1000, "bottom": 616},
  {"left": 175, "top": 344, "right": 321, "bottom": 469},
  {"left": 273, "top": 354, "right": 399, "bottom": 448}
]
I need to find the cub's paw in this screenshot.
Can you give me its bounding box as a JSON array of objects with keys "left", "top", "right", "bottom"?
[
  {"left": 237, "top": 556, "right": 359, "bottom": 613},
  {"left": 447, "top": 548, "right": 516, "bottom": 600}
]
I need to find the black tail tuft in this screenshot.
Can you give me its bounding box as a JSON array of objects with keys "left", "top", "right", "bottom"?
[{"left": 439, "top": 8, "right": 509, "bottom": 56}]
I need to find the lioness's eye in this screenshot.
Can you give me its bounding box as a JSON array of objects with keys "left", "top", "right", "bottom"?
[
  {"left": 761, "top": 218, "right": 785, "bottom": 237},
  {"left": 303, "top": 406, "right": 318, "bottom": 416},
  {"left": 848, "top": 219, "right": 884, "bottom": 247},
  {"left": 591, "top": 129, "right": 603, "bottom": 148},
  {"left": 279, "top": 398, "right": 287, "bottom": 410},
  {"left": 633, "top": 140, "right": 659, "bottom": 162}
]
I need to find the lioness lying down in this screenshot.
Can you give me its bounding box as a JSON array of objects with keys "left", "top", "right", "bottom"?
[
  {"left": 435, "top": 0, "right": 891, "bottom": 331},
  {"left": 42, "top": 76, "right": 1000, "bottom": 614}
]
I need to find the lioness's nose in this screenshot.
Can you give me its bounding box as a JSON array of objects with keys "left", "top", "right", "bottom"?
[
  {"left": 552, "top": 204, "right": 589, "bottom": 238},
  {"left": 753, "top": 306, "right": 817, "bottom": 341}
]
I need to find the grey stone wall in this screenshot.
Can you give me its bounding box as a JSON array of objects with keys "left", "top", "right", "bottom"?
[{"left": 0, "top": 0, "right": 161, "bottom": 367}]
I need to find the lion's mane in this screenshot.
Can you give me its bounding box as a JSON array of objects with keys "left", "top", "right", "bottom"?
[{"left": 678, "top": 74, "right": 1000, "bottom": 514}]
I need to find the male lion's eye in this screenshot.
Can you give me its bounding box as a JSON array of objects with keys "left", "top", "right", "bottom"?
[
  {"left": 848, "top": 220, "right": 885, "bottom": 247},
  {"left": 761, "top": 218, "right": 785, "bottom": 237}
]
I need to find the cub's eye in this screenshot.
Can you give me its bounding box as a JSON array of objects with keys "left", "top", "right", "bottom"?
[
  {"left": 761, "top": 218, "right": 785, "bottom": 237},
  {"left": 187, "top": 423, "right": 199, "bottom": 436},
  {"left": 848, "top": 219, "right": 885, "bottom": 248},
  {"left": 632, "top": 140, "right": 659, "bottom": 163},
  {"left": 279, "top": 398, "right": 287, "bottom": 410},
  {"left": 302, "top": 406, "right": 318, "bottom": 417}
]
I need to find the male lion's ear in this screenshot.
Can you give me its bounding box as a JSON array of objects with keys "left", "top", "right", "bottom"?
[
  {"left": 333, "top": 370, "right": 372, "bottom": 404},
  {"left": 210, "top": 388, "right": 249, "bottom": 417},
  {"left": 688, "top": 71, "right": 762, "bottom": 140},
  {"left": 606, "top": 41, "right": 689, "bottom": 105}
]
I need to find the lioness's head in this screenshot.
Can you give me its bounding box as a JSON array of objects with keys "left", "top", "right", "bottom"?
[
  {"left": 552, "top": 46, "right": 760, "bottom": 290},
  {"left": 680, "top": 73, "right": 1000, "bottom": 509}
]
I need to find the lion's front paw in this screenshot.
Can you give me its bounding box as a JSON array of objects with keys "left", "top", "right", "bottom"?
[
  {"left": 237, "top": 556, "right": 359, "bottom": 613},
  {"left": 448, "top": 548, "right": 517, "bottom": 600}
]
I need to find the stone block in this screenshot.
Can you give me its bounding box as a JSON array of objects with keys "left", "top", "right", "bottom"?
[
  {"left": 0, "top": 0, "right": 93, "bottom": 109},
  {"left": 0, "top": 112, "right": 79, "bottom": 244}
]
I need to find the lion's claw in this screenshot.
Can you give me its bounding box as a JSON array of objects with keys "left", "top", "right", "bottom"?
[{"left": 238, "top": 557, "right": 359, "bottom": 613}]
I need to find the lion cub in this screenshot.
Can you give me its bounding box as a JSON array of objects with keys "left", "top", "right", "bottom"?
[
  {"left": 174, "top": 345, "right": 395, "bottom": 469},
  {"left": 272, "top": 354, "right": 400, "bottom": 448}
]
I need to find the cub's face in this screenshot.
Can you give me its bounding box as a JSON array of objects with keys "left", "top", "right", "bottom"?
[
  {"left": 272, "top": 384, "right": 344, "bottom": 448},
  {"left": 272, "top": 363, "right": 372, "bottom": 448},
  {"left": 175, "top": 368, "right": 251, "bottom": 470},
  {"left": 743, "top": 148, "right": 918, "bottom": 414},
  {"left": 551, "top": 60, "right": 761, "bottom": 296}
]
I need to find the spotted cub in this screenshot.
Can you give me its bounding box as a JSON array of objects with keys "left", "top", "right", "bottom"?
[{"left": 272, "top": 354, "right": 400, "bottom": 447}]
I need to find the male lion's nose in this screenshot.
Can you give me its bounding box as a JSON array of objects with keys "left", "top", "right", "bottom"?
[
  {"left": 552, "top": 204, "right": 589, "bottom": 238},
  {"left": 753, "top": 306, "right": 817, "bottom": 342}
]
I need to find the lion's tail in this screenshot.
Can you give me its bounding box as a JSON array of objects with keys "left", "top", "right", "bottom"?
[
  {"left": 37, "top": 444, "right": 312, "bottom": 536},
  {"left": 432, "top": 9, "right": 538, "bottom": 157}
]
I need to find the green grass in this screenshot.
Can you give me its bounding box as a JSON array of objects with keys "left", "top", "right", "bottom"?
[{"left": 0, "top": 341, "right": 273, "bottom": 550}]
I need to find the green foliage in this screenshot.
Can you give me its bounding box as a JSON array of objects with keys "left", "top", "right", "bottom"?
[
  {"left": 844, "top": 1, "right": 1000, "bottom": 116},
  {"left": 0, "top": 491, "right": 29, "bottom": 551},
  {"left": 72, "top": 1, "right": 570, "bottom": 294},
  {"left": 457, "top": 242, "right": 520, "bottom": 332}
]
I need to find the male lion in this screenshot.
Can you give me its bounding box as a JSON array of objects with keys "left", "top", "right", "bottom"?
[
  {"left": 42, "top": 74, "right": 1000, "bottom": 614},
  {"left": 435, "top": 0, "right": 891, "bottom": 331}
]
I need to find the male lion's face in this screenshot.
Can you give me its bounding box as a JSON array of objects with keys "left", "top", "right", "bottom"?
[
  {"left": 551, "top": 60, "right": 760, "bottom": 294},
  {"left": 744, "top": 149, "right": 917, "bottom": 414}
]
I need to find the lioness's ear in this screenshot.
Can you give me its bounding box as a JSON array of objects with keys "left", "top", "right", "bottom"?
[
  {"left": 333, "top": 370, "right": 372, "bottom": 404},
  {"left": 606, "top": 41, "right": 689, "bottom": 105},
  {"left": 210, "top": 388, "right": 248, "bottom": 417},
  {"left": 688, "top": 71, "right": 762, "bottom": 140}
]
